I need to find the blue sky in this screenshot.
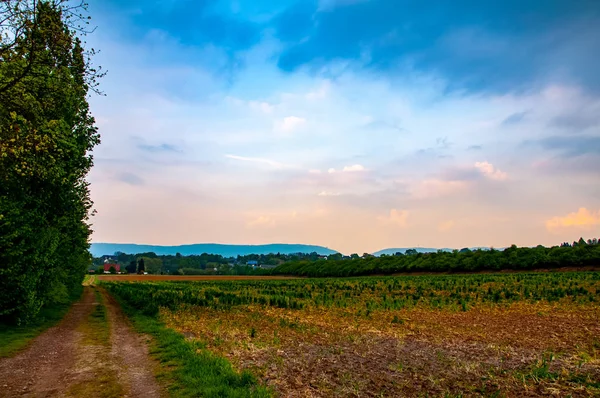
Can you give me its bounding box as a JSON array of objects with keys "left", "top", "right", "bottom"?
[{"left": 87, "top": 0, "right": 600, "bottom": 254}]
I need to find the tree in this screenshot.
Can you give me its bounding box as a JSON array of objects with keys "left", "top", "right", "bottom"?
[
  {"left": 0, "top": 0, "right": 101, "bottom": 323},
  {"left": 125, "top": 261, "right": 137, "bottom": 274},
  {"left": 137, "top": 258, "right": 145, "bottom": 274},
  {"left": 108, "top": 266, "right": 116, "bottom": 274}
]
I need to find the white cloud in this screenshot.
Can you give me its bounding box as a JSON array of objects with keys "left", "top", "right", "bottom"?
[
  {"left": 342, "top": 164, "right": 365, "bottom": 172},
  {"left": 278, "top": 116, "right": 306, "bottom": 132},
  {"left": 318, "top": 191, "right": 341, "bottom": 196},
  {"left": 305, "top": 80, "right": 331, "bottom": 100},
  {"left": 249, "top": 101, "right": 274, "bottom": 114},
  {"left": 474, "top": 161, "right": 508, "bottom": 181},
  {"left": 308, "top": 169, "right": 322, "bottom": 174},
  {"left": 326, "top": 164, "right": 366, "bottom": 174},
  {"left": 225, "top": 154, "right": 290, "bottom": 169}
]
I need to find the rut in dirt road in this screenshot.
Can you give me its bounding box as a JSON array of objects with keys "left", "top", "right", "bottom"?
[{"left": 0, "top": 286, "right": 163, "bottom": 398}]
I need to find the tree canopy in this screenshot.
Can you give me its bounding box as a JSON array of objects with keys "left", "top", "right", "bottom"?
[{"left": 0, "top": 0, "right": 100, "bottom": 323}]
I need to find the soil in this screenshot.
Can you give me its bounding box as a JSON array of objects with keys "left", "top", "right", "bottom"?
[
  {"left": 164, "top": 303, "right": 600, "bottom": 397},
  {"left": 0, "top": 287, "right": 162, "bottom": 398}
]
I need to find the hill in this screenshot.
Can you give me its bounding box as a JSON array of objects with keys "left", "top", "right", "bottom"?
[{"left": 90, "top": 243, "right": 338, "bottom": 257}]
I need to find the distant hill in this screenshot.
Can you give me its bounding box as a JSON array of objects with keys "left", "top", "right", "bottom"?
[
  {"left": 373, "top": 247, "right": 494, "bottom": 256},
  {"left": 90, "top": 243, "right": 338, "bottom": 257}
]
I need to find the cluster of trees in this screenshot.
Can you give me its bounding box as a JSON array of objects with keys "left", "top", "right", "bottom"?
[
  {"left": 92, "top": 251, "right": 330, "bottom": 275},
  {"left": 0, "top": 1, "right": 100, "bottom": 323},
  {"left": 560, "top": 238, "right": 599, "bottom": 247},
  {"left": 271, "top": 241, "right": 600, "bottom": 277}
]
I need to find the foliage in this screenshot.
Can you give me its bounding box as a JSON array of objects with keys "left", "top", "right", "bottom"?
[
  {"left": 0, "top": 284, "right": 82, "bottom": 357},
  {"left": 271, "top": 244, "right": 600, "bottom": 277},
  {"left": 0, "top": 1, "right": 100, "bottom": 323},
  {"left": 102, "top": 272, "right": 599, "bottom": 316}
]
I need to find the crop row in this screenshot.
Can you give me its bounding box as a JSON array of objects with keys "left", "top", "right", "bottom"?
[{"left": 102, "top": 272, "right": 599, "bottom": 315}]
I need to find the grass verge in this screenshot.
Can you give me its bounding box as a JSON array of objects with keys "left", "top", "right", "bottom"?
[
  {"left": 0, "top": 285, "right": 83, "bottom": 358},
  {"left": 67, "top": 287, "right": 123, "bottom": 398},
  {"left": 105, "top": 287, "right": 272, "bottom": 398}
]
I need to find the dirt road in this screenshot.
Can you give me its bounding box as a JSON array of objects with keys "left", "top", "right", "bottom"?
[{"left": 0, "top": 287, "right": 162, "bottom": 397}]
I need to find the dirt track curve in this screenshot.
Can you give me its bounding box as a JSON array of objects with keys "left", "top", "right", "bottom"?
[{"left": 0, "top": 287, "right": 162, "bottom": 397}]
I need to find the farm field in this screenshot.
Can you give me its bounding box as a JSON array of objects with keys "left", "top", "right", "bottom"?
[
  {"left": 97, "top": 275, "right": 298, "bottom": 282},
  {"left": 103, "top": 272, "right": 600, "bottom": 397}
]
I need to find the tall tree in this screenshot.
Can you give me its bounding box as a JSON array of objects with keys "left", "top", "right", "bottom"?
[{"left": 0, "top": 0, "right": 101, "bottom": 323}]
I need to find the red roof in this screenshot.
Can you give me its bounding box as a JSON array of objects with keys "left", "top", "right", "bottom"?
[{"left": 103, "top": 263, "right": 120, "bottom": 272}]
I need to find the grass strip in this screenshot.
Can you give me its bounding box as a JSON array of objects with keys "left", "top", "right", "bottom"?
[
  {"left": 0, "top": 286, "right": 83, "bottom": 358},
  {"left": 67, "top": 287, "right": 124, "bottom": 398},
  {"left": 105, "top": 286, "right": 272, "bottom": 398}
]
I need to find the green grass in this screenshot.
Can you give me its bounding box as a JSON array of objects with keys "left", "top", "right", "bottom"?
[
  {"left": 0, "top": 286, "right": 83, "bottom": 358},
  {"left": 108, "top": 289, "right": 271, "bottom": 398}
]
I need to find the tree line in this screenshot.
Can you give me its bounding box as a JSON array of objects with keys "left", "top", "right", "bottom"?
[
  {"left": 271, "top": 239, "right": 600, "bottom": 277},
  {"left": 0, "top": 1, "right": 100, "bottom": 324},
  {"left": 95, "top": 238, "right": 600, "bottom": 278}
]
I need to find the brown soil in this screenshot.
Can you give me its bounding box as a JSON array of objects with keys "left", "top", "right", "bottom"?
[
  {"left": 98, "top": 274, "right": 299, "bottom": 281},
  {"left": 0, "top": 287, "right": 163, "bottom": 398},
  {"left": 164, "top": 303, "right": 600, "bottom": 397}
]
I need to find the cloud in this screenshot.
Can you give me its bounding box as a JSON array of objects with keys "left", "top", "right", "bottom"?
[
  {"left": 318, "top": 191, "right": 340, "bottom": 197},
  {"left": 277, "top": 116, "right": 306, "bottom": 132},
  {"left": 546, "top": 208, "right": 600, "bottom": 232},
  {"left": 474, "top": 161, "right": 508, "bottom": 181},
  {"left": 273, "top": 0, "right": 600, "bottom": 93},
  {"left": 305, "top": 80, "right": 331, "bottom": 100},
  {"left": 438, "top": 220, "right": 455, "bottom": 232},
  {"left": 378, "top": 209, "right": 409, "bottom": 227},
  {"left": 411, "top": 179, "right": 469, "bottom": 199},
  {"left": 501, "top": 111, "right": 528, "bottom": 126},
  {"left": 225, "top": 154, "right": 291, "bottom": 169},
  {"left": 326, "top": 164, "right": 366, "bottom": 174},
  {"left": 249, "top": 101, "right": 274, "bottom": 114},
  {"left": 536, "top": 135, "right": 600, "bottom": 157},
  {"left": 138, "top": 143, "right": 181, "bottom": 153},
  {"left": 117, "top": 172, "right": 144, "bottom": 186},
  {"left": 247, "top": 215, "right": 276, "bottom": 228},
  {"left": 467, "top": 145, "right": 483, "bottom": 151},
  {"left": 342, "top": 164, "right": 365, "bottom": 172}
]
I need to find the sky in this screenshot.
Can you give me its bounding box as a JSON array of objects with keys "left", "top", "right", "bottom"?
[{"left": 86, "top": 0, "right": 600, "bottom": 254}]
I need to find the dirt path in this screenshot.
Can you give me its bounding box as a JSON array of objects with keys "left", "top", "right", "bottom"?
[
  {"left": 0, "top": 287, "right": 162, "bottom": 397},
  {"left": 102, "top": 289, "right": 162, "bottom": 398}
]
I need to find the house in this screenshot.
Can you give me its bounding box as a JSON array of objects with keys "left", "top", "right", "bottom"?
[
  {"left": 246, "top": 260, "right": 258, "bottom": 267},
  {"left": 103, "top": 263, "right": 120, "bottom": 274}
]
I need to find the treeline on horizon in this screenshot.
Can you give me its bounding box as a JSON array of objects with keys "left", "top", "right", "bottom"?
[
  {"left": 272, "top": 239, "right": 600, "bottom": 277},
  {"left": 94, "top": 251, "right": 327, "bottom": 275},
  {"left": 97, "top": 238, "right": 600, "bottom": 277}
]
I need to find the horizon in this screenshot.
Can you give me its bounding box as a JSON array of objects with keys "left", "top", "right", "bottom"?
[
  {"left": 90, "top": 239, "right": 596, "bottom": 257},
  {"left": 87, "top": 0, "right": 600, "bottom": 254}
]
